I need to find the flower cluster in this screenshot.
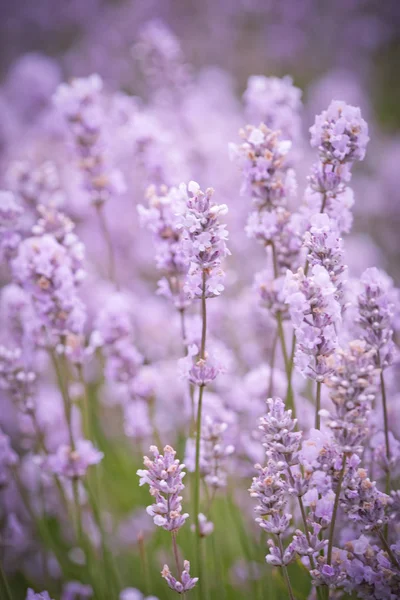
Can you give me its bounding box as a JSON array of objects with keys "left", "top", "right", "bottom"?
[
  {"left": 137, "top": 445, "right": 189, "bottom": 532},
  {"left": 12, "top": 233, "right": 86, "bottom": 339},
  {"left": 161, "top": 561, "right": 198, "bottom": 595},
  {"left": 303, "top": 213, "right": 346, "bottom": 305},
  {"left": 243, "top": 75, "right": 302, "bottom": 142},
  {"left": 53, "top": 74, "right": 125, "bottom": 206},
  {"left": 138, "top": 185, "right": 190, "bottom": 309},
  {"left": 310, "top": 100, "right": 369, "bottom": 165},
  {"left": 284, "top": 265, "right": 341, "bottom": 381},
  {"left": 186, "top": 416, "right": 234, "bottom": 490},
  {"left": 46, "top": 439, "right": 103, "bottom": 479},
  {"left": 357, "top": 267, "right": 396, "bottom": 369},
  {"left": 230, "top": 124, "right": 295, "bottom": 211},
  {"left": 176, "top": 181, "right": 229, "bottom": 300},
  {"left": 324, "top": 340, "right": 378, "bottom": 453}
]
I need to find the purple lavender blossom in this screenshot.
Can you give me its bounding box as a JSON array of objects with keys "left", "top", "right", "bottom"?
[
  {"left": 46, "top": 440, "right": 103, "bottom": 479},
  {"left": 243, "top": 75, "right": 302, "bottom": 142},
  {"left": 12, "top": 233, "right": 86, "bottom": 338},
  {"left": 53, "top": 75, "right": 125, "bottom": 206},
  {"left": 176, "top": 181, "right": 229, "bottom": 300},
  {"left": 324, "top": 340, "right": 377, "bottom": 453},
  {"left": 284, "top": 265, "right": 341, "bottom": 381},
  {"left": 357, "top": 267, "right": 396, "bottom": 369},
  {"left": 138, "top": 184, "right": 190, "bottom": 309},
  {"left": 161, "top": 560, "right": 198, "bottom": 594},
  {"left": 137, "top": 445, "right": 189, "bottom": 532},
  {"left": 310, "top": 100, "right": 369, "bottom": 164}
]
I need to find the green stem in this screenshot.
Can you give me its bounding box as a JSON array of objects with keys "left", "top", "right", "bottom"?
[
  {"left": 268, "top": 331, "right": 279, "bottom": 398},
  {"left": 315, "top": 382, "right": 322, "bottom": 430},
  {"left": 95, "top": 204, "right": 118, "bottom": 289},
  {"left": 0, "top": 560, "right": 13, "bottom": 600},
  {"left": 138, "top": 532, "right": 151, "bottom": 596},
  {"left": 277, "top": 535, "right": 295, "bottom": 600},
  {"left": 378, "top": 530, "right": 399, "bottom": 568},
  {"left": 49, "top": 349, "right": 74, "bottom": 449},
  {"left": 327, "top": 454, "right": 347, "bottom": 565},
  {"left": 172, "top": 531, "right": 186, "bottom": 599},
  {"left": 194, "top": 270, "right": 208, "bottom": 599},
  {"left": 377, "top": 353, "right": 391, "bottom": 489}
]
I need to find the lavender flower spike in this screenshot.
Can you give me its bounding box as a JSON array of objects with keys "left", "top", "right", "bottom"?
[
  {"left": 137, "top": 445, "right": 189, "bottom": 532},
  {"left": 161, "top": 560, "right": 198, "bottom": 594}
]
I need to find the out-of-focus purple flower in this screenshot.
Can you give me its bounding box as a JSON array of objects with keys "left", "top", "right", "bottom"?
[
  {"left": 12, "top": 233, "right": 86, "bottom": 338},
  {"left": 190, "top": 513, "right": 214, "bottom": 538},
  {"left": 138, "top": 185, "right": 190, "bottom": 309},
  {"left": 0, "top": 427, "right": 18, "bottom": 487},
  {"left": 230, "top": 124, "right": 295, "bottom": 210},
  {"left": 46, "top": 440, "right": 103, "bottom": 479},
  {"left": 161, "top": 560, "right": 198, "bottom": 594},
  {"left": 357, "top": 267, "right": 396, "bottom": 369},
  {"left": 137, "top": 445, "right": 189, "bottom": 532},
  {"left": 26, "top": 590, "right": 54, "bottom": 600},
  {"left": 61, "top": 581, "right": 93, "bottom": 600},
  {"left": 185, "top": 415, "right": 234, "bottom": 489},
  {"left": 0, "top": 190, "right": 23, "bottom": 262},
  {"left": 53, "top": 74, "right": 125, "bottom": 206},
  {"left": 243, "top": 75, "right": 302, "bottom": 142}
]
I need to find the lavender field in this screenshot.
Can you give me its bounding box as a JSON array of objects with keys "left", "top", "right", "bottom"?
[{"left": 0, "top": 2, "right": 400, "bottom": 599}]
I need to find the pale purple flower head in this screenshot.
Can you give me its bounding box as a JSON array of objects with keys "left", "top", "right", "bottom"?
[
  {"left": 137, "top": 445, "right": 189, "bottom": 532},
  {"left": 161, "top": 560, "right": 198, "bottom": 594},
  {"left": 12, "top": 234, "right": 86, "bottom": 337},
  {"left": 243, "top": 75, "right": 302, "bottom": 142},
  {"left": 310, "top": 100, "right": 369, "bottom": 164},
  {"left": 46, "top": 440, "right": 103, "bottom": 479}
]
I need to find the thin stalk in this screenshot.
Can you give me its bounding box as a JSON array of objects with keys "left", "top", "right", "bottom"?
[
  {"left": 179, "top": 307, "right": 195, "bottom": 427},
  {"left": 377, "top": 530, "right": 400, "bottom": 568},
  {"left": 0, "top": 560, "right": 13, "bottom": 600},
  {"left": 268, "top": 331, "right": 279, "bottom": 398},
  {"left": 95, "top": 204, "right": 118, "bottom": 288},
  {"left": 194, "top": 383, "right": 205, "bottom": 593},
  {"left": 277, "top": 535, "right": 295, "bottom": 600},
  {"left": 77, "top": 365, "right": 92, "bottom": 441},
  {"left": 49, "top": 349, "right": 74, "bottom": 449},
  {"left": 172, "top": 531, "right": 183, "bottom": 575},
  {"left": 138, "top": 532, "right": 151, "bottom": 596},
  {"left": 194, "top": 270, "right": 208, "bottom": 600},
  {"left": 377, "top": 353, "right": 391, "bottom": 490},
  {"left": 271, "top": 241, "right": 295, "bottom": 415},
  {"left": 315, "top": 382, "right": 322, "bottom": 430},
  {"left": 72, "top": 479, "right": 84, "bottom": 545},
  {"left": 327, "top": 454, "right": 347, "bottom": 565}
]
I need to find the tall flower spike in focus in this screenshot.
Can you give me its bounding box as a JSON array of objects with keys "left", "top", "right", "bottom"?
[{"left": 137, "top": 445, "right": 188, "bottom": 532}]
